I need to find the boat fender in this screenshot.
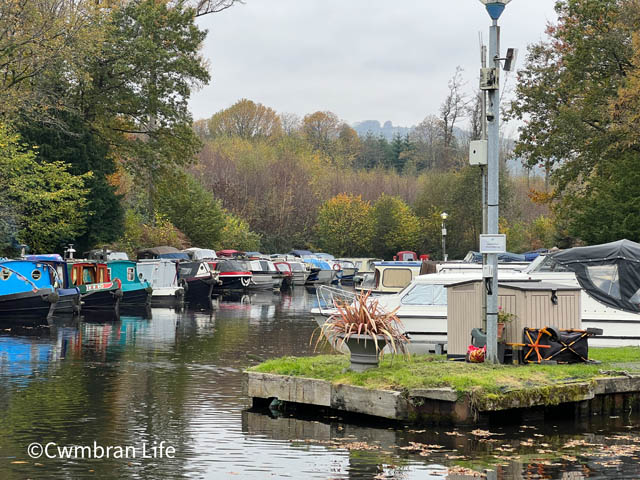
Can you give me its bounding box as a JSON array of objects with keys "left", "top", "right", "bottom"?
[
  {"left": 241, "top": 277, "right": 250, "bottom": 287},
  {"left": 145, "top": 286, "right": 153, "bottom": 294},
  {"left": 46, "top": 291, "right": 59, "bottom": 304},
  {"left": 114, "top": 288, "right": 124, "bottom": 299},
  {"left": 179, "top": 279, "right": 189, "bottom": 292}
]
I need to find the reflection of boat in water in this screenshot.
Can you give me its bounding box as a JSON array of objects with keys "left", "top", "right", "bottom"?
[{"left": 0, "top": 326, "right": 80, "bottom": 384}]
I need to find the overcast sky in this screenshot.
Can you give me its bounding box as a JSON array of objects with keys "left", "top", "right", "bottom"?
[{"left": 190, "top": 0, "right": 558, "bottom": 132}]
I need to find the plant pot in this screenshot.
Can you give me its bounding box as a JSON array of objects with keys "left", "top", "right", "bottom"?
[
  {"left": 338, "top": 333, "right": 387, "bottom": 372},
  {"left": 497, "top": 322, "right": 505, "bottom": 339}
]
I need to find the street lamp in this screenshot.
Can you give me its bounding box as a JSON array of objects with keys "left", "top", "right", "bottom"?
[
  {"left": 478, "top": 0, "right": 512, "bottom": 364},
  {"left": 440, "top": 212, "right": 448, "bottom": 262},
  {"left": 478, "top": 0, "right": 512, "bottom": 20}
]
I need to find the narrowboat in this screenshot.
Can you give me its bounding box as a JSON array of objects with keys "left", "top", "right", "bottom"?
[
  {"left": 85, "top": 249, "right": 152, "bottom": 306},
  {"left": 67, "top": 260, "right": 122, "bottom": 311},
  {"left": 24, "top": 254, "right": 81, "bottom": 315},
  {"left": 0, "top": 259, "right": 58, "bottom": 322},
  {"left": 136, "top": 246, "right": 189, "bottom": 306},
  {"left": 107, "top": 260, "right": 152, "bottom": 306}
]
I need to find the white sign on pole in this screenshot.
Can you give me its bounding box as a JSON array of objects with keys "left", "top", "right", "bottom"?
[{"left": 479, "top": 234, "right": 506, "bottom": 253}]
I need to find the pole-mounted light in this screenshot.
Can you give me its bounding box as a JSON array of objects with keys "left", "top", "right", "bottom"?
[{"left": 478, "top": 0, "right": 512, "bottom": 20}]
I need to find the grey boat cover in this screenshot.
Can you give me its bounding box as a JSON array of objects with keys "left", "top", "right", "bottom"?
[{"left": 551, "top": 239, "right": 640, "bottom": 313}]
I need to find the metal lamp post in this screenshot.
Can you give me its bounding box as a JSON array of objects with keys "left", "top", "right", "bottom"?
[
  {"left": 441, "top": 212, "right": 448, "bottom": 262},
  {"left": 478, "top": 0, "right": 511, "bottom": 364}
]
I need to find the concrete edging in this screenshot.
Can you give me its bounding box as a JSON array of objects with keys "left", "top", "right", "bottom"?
[{"left": 245, "top": 371, "right": 640, "bottom": 425}]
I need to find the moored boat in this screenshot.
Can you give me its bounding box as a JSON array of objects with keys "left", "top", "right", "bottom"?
[
  {"left": 107, "top": 259, "right": 152, "bottom": 306},
  {"left": 24, "top": 254, "right": 80, "bottom": 315},
  {"left": 176, "top": 261, "right": 219, "bottom": 305},
  {"left": 355, "top": 261, "right": 423, "bottom": 294},
  {"left": 0, "top": 259, "right": 58, "bottom": 322},
  {"left": 136, "top": 259, "right": 184, "bottom": 307},
  {"left": 240, "top": 259, "right": 283, "bottom": 290},
  {"left": 208, "top": 259, "right": 252, "bottom": 291},
  {"left": 67, "top": 260, "right": 122, "bottom": 311}
]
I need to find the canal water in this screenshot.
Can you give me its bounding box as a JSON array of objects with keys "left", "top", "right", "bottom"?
[{"left": 0, "top": 288, "right": 639, "bottom": 479}]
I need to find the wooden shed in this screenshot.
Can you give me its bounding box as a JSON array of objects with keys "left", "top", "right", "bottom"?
[{"left": 446, "top": 280, "right": 582, "bottom": 358}]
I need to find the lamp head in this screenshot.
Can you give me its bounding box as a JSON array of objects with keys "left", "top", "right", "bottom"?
[
  {"left": 441, "top": 212, "right": 448, "bottom": 221},
  {"left": 478, "top": 0, "right": 512, "bottom": 20}
]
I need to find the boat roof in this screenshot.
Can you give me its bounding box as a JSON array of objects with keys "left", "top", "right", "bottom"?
[
  {"left": 25, "top": 254, "right": 64, "bottom": 263},
  {"left": 137, "top": 246, "right": 188, "bottom": 260},
  {"left": 550, "top": 239, "right": 640, "bottom": 313},
  {"left": 289, "top": 249, "right": 313, "bottom": 256}
]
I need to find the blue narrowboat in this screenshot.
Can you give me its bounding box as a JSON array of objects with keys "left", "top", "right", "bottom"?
[
  {"left": 0, "top": 259, "right": 58, "bottom": 322},
  {"left": 24, "top": 254, "right": 81, "bottom": 314},
  {"left": 107, "top": 260, "right": 152, "bottom": 306}
]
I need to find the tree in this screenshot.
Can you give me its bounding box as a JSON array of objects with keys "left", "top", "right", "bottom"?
[
  {"left": 439, "top": 66, "right": 468, "bottom": 168},
  {"left": 219, "top": 213, "right": 261, "bottom": 251},
  {"left": 155, "top": 170, "right": 226, "bottom": 248},
  {"left": 0, "top": 0, "right": 96, "bottom": 118},
  {"left": 371, "top": 194, "right": 422, "bottom": 259},
  {"left": 411, "top": 115, "right": 443, "bottom": 171},
  {"left": 18, "top": 113, "right": 124, "bottom": 253},
  {"left": 314, "top": 194, "right": 374, "bottom": 257},
  {"left": 208, "top": 99, "right": 282, "bottom": 139},
  {"left": 302, "top": 111, "right": 339, "bottom": 155},
  {"left": 0, "top": 123, "right": 89, "bottom": 254},
  {"left": 509, "top": 0, "right": 638, "bottom": 244}
]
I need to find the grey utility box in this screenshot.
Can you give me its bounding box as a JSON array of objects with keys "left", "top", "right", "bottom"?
[
  {"left": 469, "top": 140, "right": 488, "bottom": 166},
  {"left": 446, "top": 280, "right": 582, "bottom": 358}
]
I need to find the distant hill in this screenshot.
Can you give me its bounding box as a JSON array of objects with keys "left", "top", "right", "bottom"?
[{"left": 352, "top": 120, "right": 412, "bottom": 141}]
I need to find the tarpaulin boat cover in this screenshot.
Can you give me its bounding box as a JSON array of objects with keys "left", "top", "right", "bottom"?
[{"left": 551, "top": 239, "right": 640, "bottom": 313}]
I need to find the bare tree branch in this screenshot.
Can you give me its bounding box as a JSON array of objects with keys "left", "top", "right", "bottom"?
[{"left": 192, "top": 0, "right": 244, "bottom": 17}]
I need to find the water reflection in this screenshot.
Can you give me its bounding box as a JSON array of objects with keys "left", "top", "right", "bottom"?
[{"left": 0, "top": 288, "right": 637, "bottom": 479}]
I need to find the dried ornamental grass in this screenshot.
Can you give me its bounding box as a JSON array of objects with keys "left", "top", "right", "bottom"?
[{"left": 312, "top": 290, "right": 409, "bottom": 356}]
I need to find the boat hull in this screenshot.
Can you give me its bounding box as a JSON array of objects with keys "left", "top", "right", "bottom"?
[
  {"left": 305, "top": 269, "right": 335, "bottom": 286},
  {"left": 121, "top": 287, "right": 152, "bottom": 306},
  {"left": 0, "top": 288, "right": 56, "bottom": 322},
  {"left": 184, "top": 278, "right": 214, "bottom": 305},
  {"left": 248, "top": 273, "right": 282, "bottom": 290},
  {"left": 212, "top": 275, "right": 252, "bottom": 292}
]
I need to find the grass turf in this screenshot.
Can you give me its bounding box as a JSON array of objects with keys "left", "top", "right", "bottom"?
[{"left": 249, "top": 347, "right": 640, "bottom": 395}]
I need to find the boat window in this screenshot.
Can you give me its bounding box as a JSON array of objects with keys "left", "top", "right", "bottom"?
[
  {"left": 531, "top": 256, "right": 570, "bottom": 272},
  {"left": 587, "top": 264, "right": 621, "bottom": 299},
  {"left": 83, "top": 268, "right": 94, "bottom": 284},
  {"left": 260, "top": 261, "right": 270, "bottom": 271},
  {"left": 1, "top": 268, "right": 11, "bottom": 280},
  {"left": 31, "top": 269, "right": 42, "bottom": 281},
  {"left": 382, "top": 268, "right": 412, "bottom": 288},
  {"left": 630, "top": 288, "right": 640, "bottom": 305},
  {"left": 107, "top": 268, "right": 111, "bottom": 280},
  {"left": 401, "top": 284, "right": 448, "bottom": 305},
  {"left": 127, "top": 268, "right": 135, "bottom": 281}
]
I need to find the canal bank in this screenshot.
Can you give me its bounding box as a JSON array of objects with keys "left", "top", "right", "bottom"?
[{"left": 247, "top": 349, "right": 640, "bottom": 425}]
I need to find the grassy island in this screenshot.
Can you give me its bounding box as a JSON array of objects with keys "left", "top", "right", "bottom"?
[{"left": 250, "top": 347, "right": 640, "bottom": 396}]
